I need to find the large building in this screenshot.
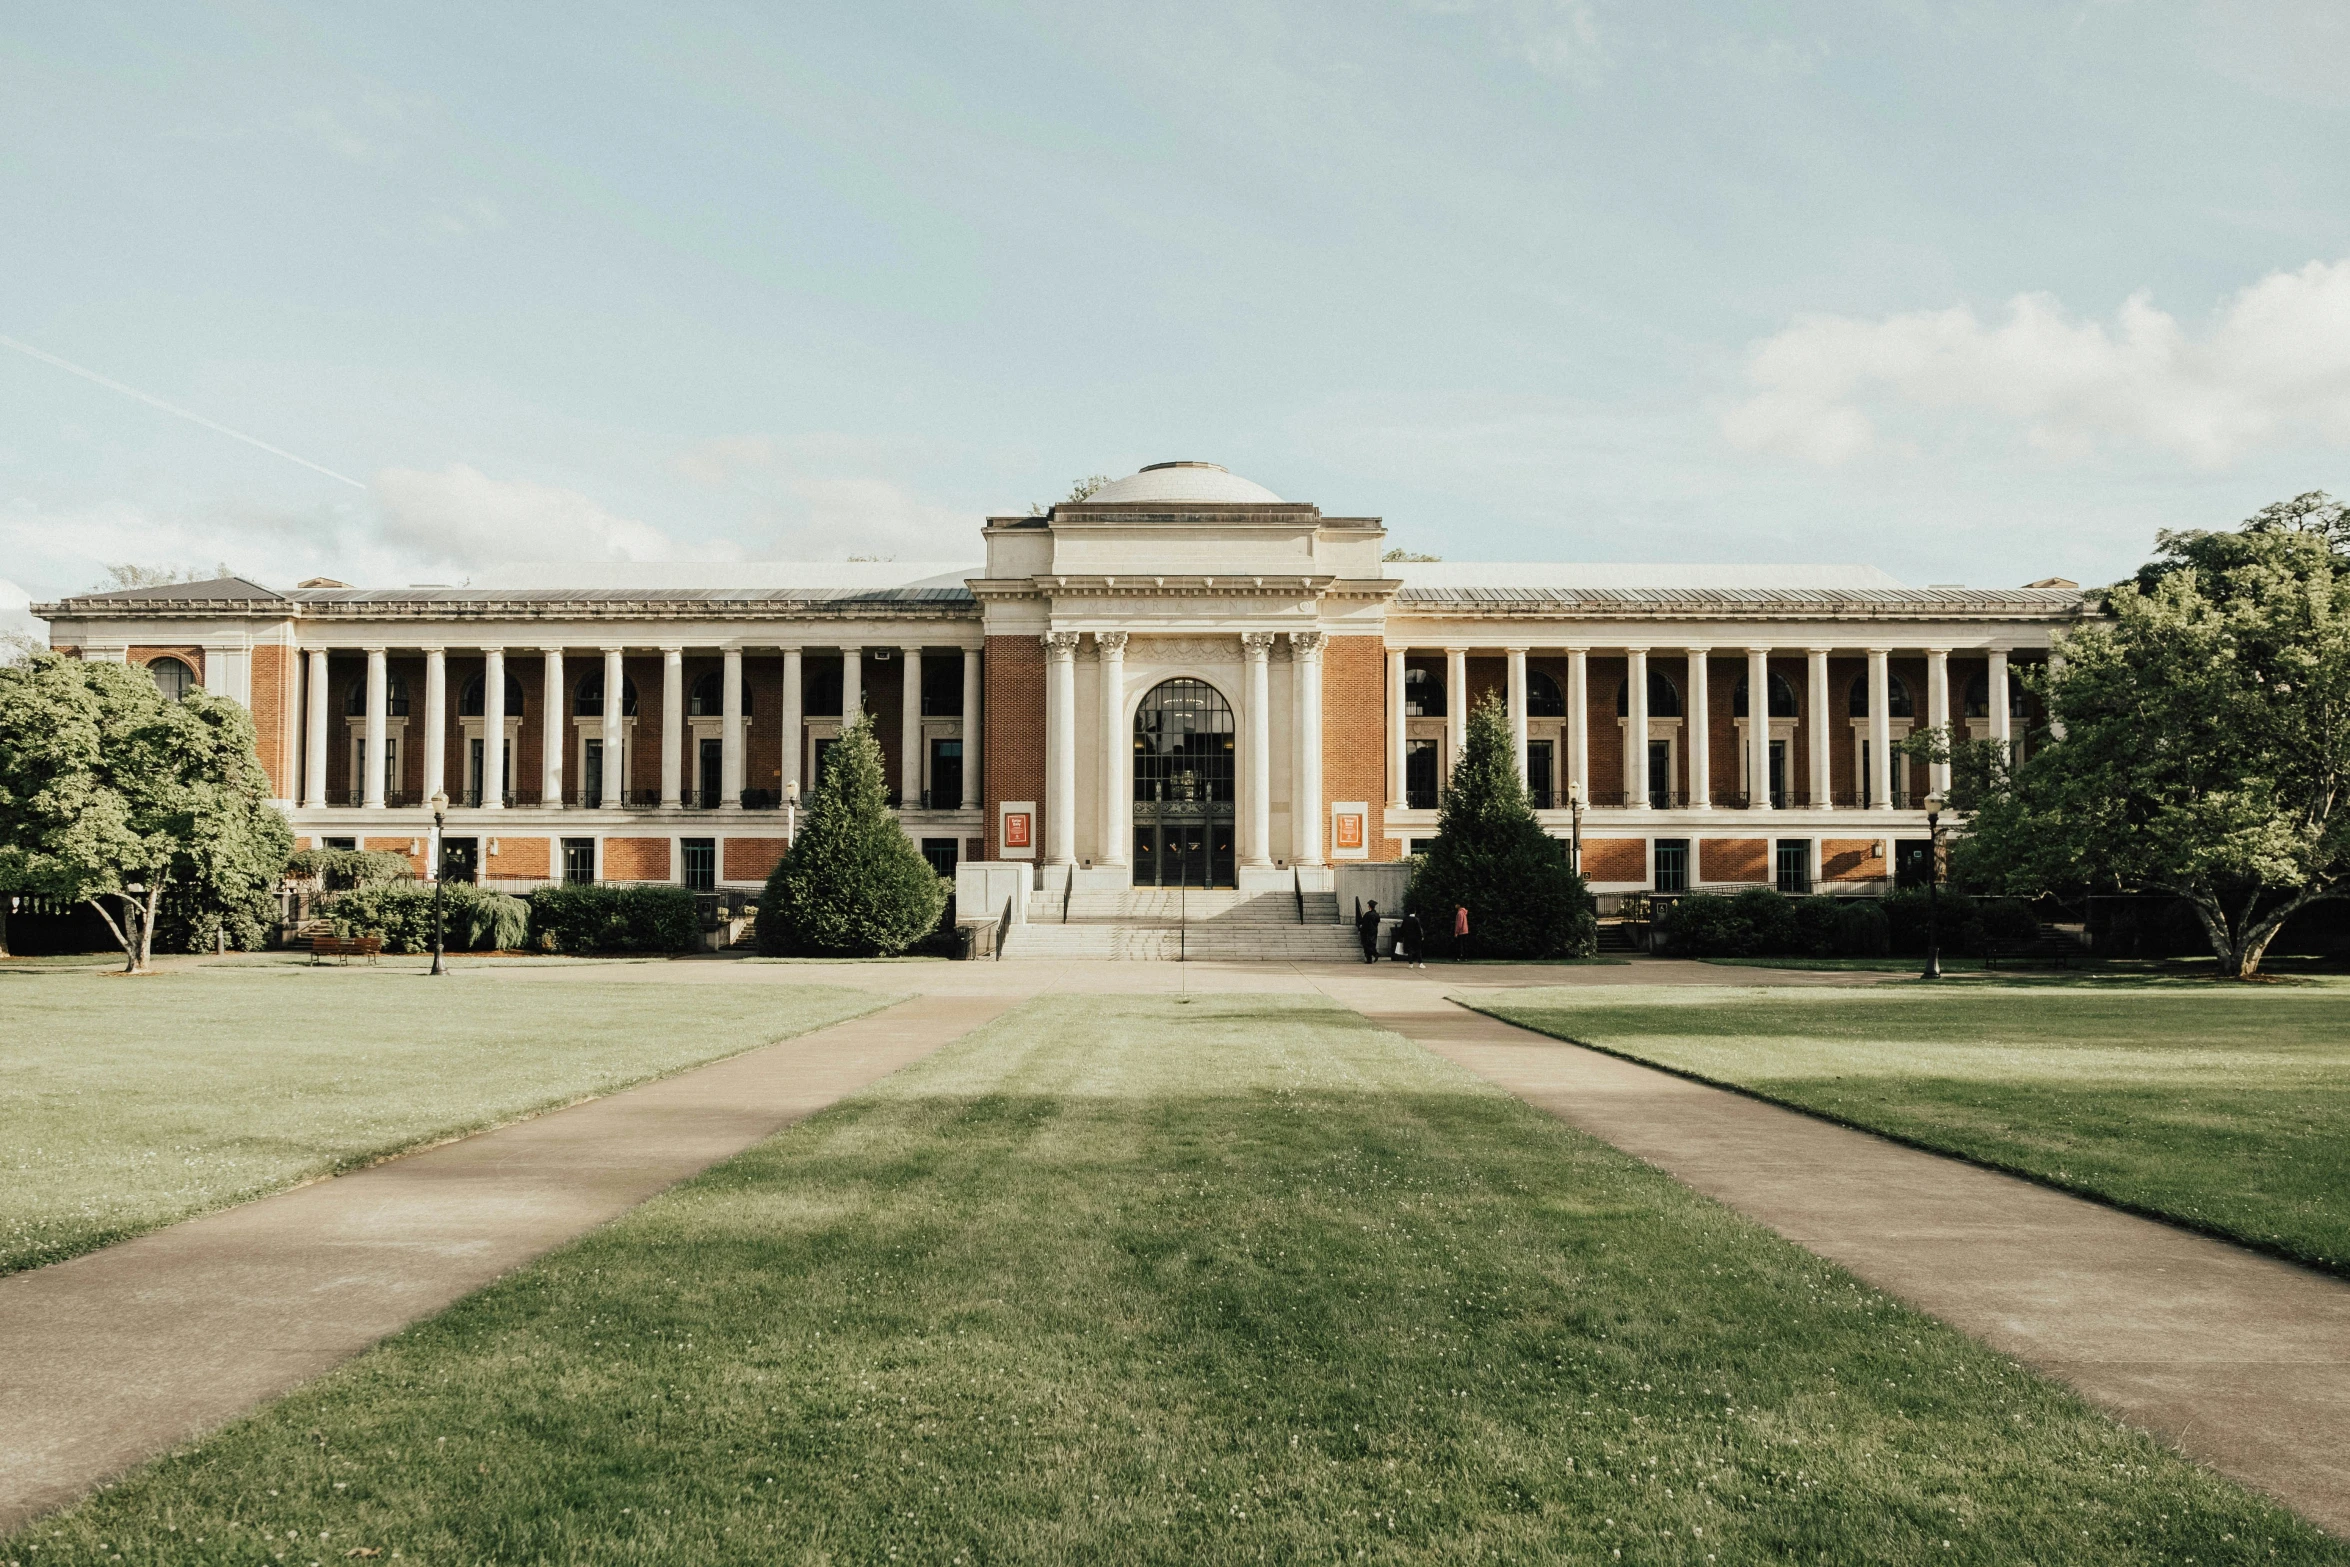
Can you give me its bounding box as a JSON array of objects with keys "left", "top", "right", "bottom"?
[{"left": 33, "top": 461, "right": 2083, "bottom": 897}]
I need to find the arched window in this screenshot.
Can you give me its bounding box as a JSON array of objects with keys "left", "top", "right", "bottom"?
[
  {"left": 1615, "top": 671, "right": 1682, "bottom": 719},
  {"left": 1848, "top": 670, "right": 1914, "bottom": 718},
  {"left": 344, "top": 671, "right": 411, "bottom": 716},
  {"left": 573, "top": 670, "right": 640, "bottom": 716},
  {"left": 459, "top": 672, "right": 527, "bottom": 717},
  {"left": 147, "top": 656, "right": 196, "bottom": 701},
  {"left": 689, "top": 671, "right": 751, "bottom": 717},
  {"left": 1402, "top": 664, "right": 1444, "bottom": 717},
  {"left": 1526, "top": 670, "right": 1566, "bottom": 717},
  {"left": 1132, "top": 678, "right": 1236, "bottom": 804},
  {"left": 1733, "top": 672, "right": 1801, "bottom": 718},
  {"left": 1963, "top": 669, "right": 2027, "bottom": 719}
]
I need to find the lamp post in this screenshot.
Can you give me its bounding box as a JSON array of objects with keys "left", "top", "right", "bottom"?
[
  {"left": 428, "top": 791, "right": 449, "bottom": 977},
  {"left": 785, "top": 778, "right": 800, "bottom": 848},
  {"left": 1567, "top": 778, "right": 1585, "bottom": 877},
  {"left": 1922, "top": 791, "right": 1944, "bottom": 980}
]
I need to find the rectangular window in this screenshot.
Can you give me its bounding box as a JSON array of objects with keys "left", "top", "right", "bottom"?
[
  {"left": 1767, "top": 739, "right": 1788, "bottom": 809},
  {"left": 562, "top": 838, "right": 596, "bottom": 885},
  {"left": 1405, "top": 738, "right": 1442, "bottom": 809},
  {"left": 584, "top": 739, "right": 605, "bottom": 808},
  {"left": 681, "top": 837, "right": 717, "bottom": 892},
  {"left": 697, "top": 737, "right": 723, "bottom": 808},
  {"left": 1894, "top": 839, "right": 1934, "bottom": 890},
  {"left": 1774, "top": 839, "right": 1810, "bottom": 894},
  {"left": 1647, "top": 739, "right": 1672, "bottom": 809},
  {"left": 921, "top": 837, "right": 959, "bottom": 877},
  {"left": 1526, "top": 740, "right": 1554, "bottom": 809},
  {"left": 1653, "top": 838, "right": 1689, "bottom": 893},
  {"left": 323, "top": 837, "right": 356, "bottom": 851},
  {"left": 1409, "top": 838, "right": 1440, "bottom": 856},
  {"left": 920, "top": 654, "right": 965, "bottom": 716},
  {"left": 438, "top": 837, "right": 478, "bottom": 883},
  {"left": 928, "top": 738, "right": 963, "bottom": 809},
  {"left": 813, "top": 736, "right": 839, "bottom": 782},
  {"left": 803, "top": 659, "right": 845, "bottom": 717}
]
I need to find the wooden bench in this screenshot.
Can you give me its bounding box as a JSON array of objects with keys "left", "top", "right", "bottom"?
[
  {"left": 308, "top": 934, "right": 384, "bottom": 965},
  {"left": 1984, "top": 938, "right": 2076, "bottom": 970}
]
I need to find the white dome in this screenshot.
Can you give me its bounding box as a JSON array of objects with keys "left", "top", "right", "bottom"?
[{"left": 1081, "top": 462, "right": 1282, "bottom": 506}]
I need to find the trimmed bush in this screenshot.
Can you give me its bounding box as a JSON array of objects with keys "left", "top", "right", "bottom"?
[
  {"left": 1789, "top": 895, "right": 1842, "bottom": 957},
  {"left": 528, "top": 884, "right": 701, "bottom": 954},
  {"left": 1405, "top": 694, "right": 1595, "bottom": 960},
  {"left": 1833, "top": 899, "right": 1890, "bottom": 958},
  {"left": 324, "top": 882, "right": 533, "bottom": 953},
  {"left": 286, "top": 848, "right": 415, "bottom": 889},
  {"left": 759, "top": 716, "right": 949, "bottom": 957}
]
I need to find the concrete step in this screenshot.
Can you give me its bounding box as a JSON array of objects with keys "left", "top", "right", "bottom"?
[
  {"left": 1025, "top": 891, "right": 1341, "bottom": 927},
  {"left": 997, "top": 923, "right": 1364, "bottom": 962}
]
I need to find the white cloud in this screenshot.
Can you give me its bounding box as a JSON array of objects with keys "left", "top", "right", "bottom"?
[
  {"left": 370, "top": 464, "right": 693, "bottom": 566},
  {"left": 668, "top": 434, "right": 975, "bottom": 558},
  {"left": 1722, "top": 258, "right": 2350, "bottom": 468}
]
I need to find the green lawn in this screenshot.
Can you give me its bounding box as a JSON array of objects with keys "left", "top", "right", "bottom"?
[
  {"left": 0, "top": 967, "right": 888, "bottom": 1275},
  {"left": 1478, "top": 984, "right": 2350, "bottom": 1274},
  {"left": 18, "top": 994, "right": 2338, "bottom": 1564}
]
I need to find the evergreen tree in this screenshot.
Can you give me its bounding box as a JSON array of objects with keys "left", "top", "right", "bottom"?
[
  {"left": 759, "top": 715, "right": 948, "bottom": 956},
  {"left": 1405, "top": 692, "right": 1595, "bottom": 959}
]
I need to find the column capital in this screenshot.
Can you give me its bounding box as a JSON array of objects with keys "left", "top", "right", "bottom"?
[
  {"left": 1807, "top": 645, "right": 1835, "bottom": 655},
  {"left": 363, "top": 644, "right": 388, "bottom": 655},
  {"left": 538, "top": 645, "right": 567, "bottom": 656},
  {"left": 1239, "top": 631, "right": 1276, "bottom": 659},
  {"left": 1041, "top": 630, "right": 1081, "bottom": 658},
  {"left": 1683, "top": 645, "right": 1712, "bottom": 657},
  {"left": 1624, "top": 645, "right": 1650, "bottom": 656},
  {"left": 599, "top": 645, "right": 626, "bottom": 656},
  {"left": 1865, "top": 646, "right": 1893, "bottom": 656},
  {"left": 1443, "top": 644, "right": 1468, "bottom": 655},
  {"left": 1288, "top": 630, "right": 1327, "bottom": 656},
  {"left": 1502, "top": 643, "right": 1528, "bottom": 655},
  {"left": 838, "top": 641, "right": 865, "bottom": 653},
  {"left": 1924, "top": 646, "right": 1953, "bottom": 657},
  {"left": 419, "top": 644, "right": 446, "bottom": 656},
  {"left": 1746, "top": 645, "right": 1774, "bottom": 656},
  {"left": 1094, "top": 630, "right": 1129, "bottom": 654},
  {"left": 480, "top": 643, "right": 506, "bottom": 655}
]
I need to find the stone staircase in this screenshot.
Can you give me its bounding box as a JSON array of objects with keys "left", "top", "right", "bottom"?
[{"left": 996, "top": 888, "right": 1364, "bottom": 962}]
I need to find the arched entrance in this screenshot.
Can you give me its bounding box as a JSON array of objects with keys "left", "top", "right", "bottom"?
[{"left": 1131, "top": 678, "right": 1237, "bottom": 887}]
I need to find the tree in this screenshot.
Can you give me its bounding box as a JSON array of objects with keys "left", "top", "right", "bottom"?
[
  {"left": 1947, "top": 498, "right": 2349, "bottom": 978},
  {"left": 0, "top": 653, "right": 291, "bottom": 972},
  {"left": 1405, "top": 693, "right": 1595, "bottom": 959},
  {"left": 92, "top": 563, "right": 237, "bottom": 592},
  {"left": 758, "top": 715, "right": 947, "bottom": 956},
  {"left": 1381, "top": 547, "right": 1442, "bottom": 562}
]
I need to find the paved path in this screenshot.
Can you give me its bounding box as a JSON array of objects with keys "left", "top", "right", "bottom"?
[
  {"left": 0, "top": 992, "right": 1014, "bottom": 1534},
  {"left": 1359, "top": 997, "right": 2350, "bottom": 1535}
]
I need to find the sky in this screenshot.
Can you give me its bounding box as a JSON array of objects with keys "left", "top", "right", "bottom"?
[{"left": 4, "top": 0, "right": 2349, "bottom": 633}]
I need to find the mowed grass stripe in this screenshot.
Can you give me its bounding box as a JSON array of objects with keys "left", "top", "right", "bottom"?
[
  {"left": 1478, "top": 984, "right": 2350, "bottom": 1275},
  {"left": 0, "top": 968, "right": 889, "bottom": 1275},
  {"left": 15, "top": 993, "right": 2340, "bottom": 1564}
]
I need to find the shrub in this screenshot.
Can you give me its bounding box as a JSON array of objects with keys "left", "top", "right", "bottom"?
[
  {"left": 1730, "top": 887, "right": 1797, "bottom": 954},
  {"left": 759, "top": 716, "right": 949, "bottom": 956},
  {"left": 1833, "top": 899, "right": 1890, "bottom": 957},
  {"left": 1789, "top": 895, "right": 1842, "bottom": 957},
  {"left": 286, "top": 848, "right": 414, "bottom": 889},
  {"left": 528, "top": 883, "right": 700, "bottom": 954},
  {"left": 1406, "top": 694, "right": 1595, "bottom": 959},
  {"left": 1659, "top": 893, "right": 1746, "bottom": 956},
  {"left": 324, "top": 882, "right": 532, "bottom": 953}
]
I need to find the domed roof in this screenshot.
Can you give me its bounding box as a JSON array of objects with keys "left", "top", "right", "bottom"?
[{"left": 1081, "top": 462, "right": 1282, "bottom": 506}]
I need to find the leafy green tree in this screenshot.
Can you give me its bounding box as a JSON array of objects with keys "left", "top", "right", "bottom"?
[
  {"left": 759, "top": 715, "right": 947, "bottom": 956},
  {"left": 1948, "top": 498, "right": 2349, "bottom": 977},
  {"left": 0, "top": 653, "right": 291, "bottom": 971},
  {"left": 1405, "top": 693, "right": 1594, "bottom": 959}
]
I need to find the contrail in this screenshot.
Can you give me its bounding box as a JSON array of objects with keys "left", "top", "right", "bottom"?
[{"left": 0, "top": 334, "right": 366, "bottom": 489}]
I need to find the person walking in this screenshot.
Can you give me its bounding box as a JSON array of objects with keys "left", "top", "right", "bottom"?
[
  {"left": 1453, "top": 903, "right": 1469, "bottom": 962},
  {"left": 1397, "top": 909, "right": 1425, "bottom": 969},
  {"left": 1357, "top": 900, "right": 1382, "bottom": 964}
]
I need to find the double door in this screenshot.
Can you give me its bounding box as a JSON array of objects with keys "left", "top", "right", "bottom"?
[{"left": 1132, "top": 812, "right": 1235, "bottom": 888}]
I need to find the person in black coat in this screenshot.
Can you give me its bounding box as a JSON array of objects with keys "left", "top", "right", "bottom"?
[
  {"left": 1357, "top": 900, "right": 1381, "bottom": 963},
  {"left": 1395, "top": 909, "right": 1425, "bottom": 969}
]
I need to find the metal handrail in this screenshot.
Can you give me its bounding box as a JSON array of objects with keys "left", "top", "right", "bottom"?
[{"left": 1294, "top": 866, "right": 1305, "bottom": 925}]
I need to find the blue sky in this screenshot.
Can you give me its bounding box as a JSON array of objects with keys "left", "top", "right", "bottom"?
[{"left": 4, "top": 1, "right": 2347, "bottom": 620}]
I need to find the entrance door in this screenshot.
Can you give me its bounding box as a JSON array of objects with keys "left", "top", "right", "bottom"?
[
  {"left": 439, "top": 838, "right": 479, "bottom": 883},
  {"left": 1648, "top": 739, "right": 1673, "bottom": 808},
  {"left": 1526, "top": 739, "right": 1554, "bottom": 808},
  {"left": 1131, "top": 678, "right": 1238, "bottom": 888},
  {"left": 585, "top": 739, "right": 605, "bottom": 807},
  {"left": 1767, "top": 739, "right": 1788, "bottom": 809},
  {"left": 697, "top": 737, "right": 723, "bottom": 808}
]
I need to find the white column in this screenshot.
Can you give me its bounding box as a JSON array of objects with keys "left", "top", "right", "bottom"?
[
  {"left": 1505, "top": 647, "right": 1528, "bottom": 784},
  {"left": 1926, "top": 648, "right": 1951, "bottom": 797},
  {"left": 1445, "top": 647, "right": 1467, "bottom": 771},
  {"left": 841, "top": 647, "right": 863, "bottom": 728},
  {"left": 1626, "top": 647, "right": 1650, "bottom": 810},
  {"left": 422, "top": 648, "right": 447, "bottom": 806},
  {"left": 1567, "top": 647, "right": 1589, "bottom": 804},
  {"left": 1385, "top": 647, "right": 1407, "bottom": 806},
  {"left": 1746, "top": 647, "right": 1771, "bottom": 810},
  {"left": 782, "top": 647, "right": 804, "bottom": 804},
  {"left": 1808, "top": 648, "right": 1833, "bottom": 810},
  {"left": 1242, "top": 632, "right": 1274, "bottom": 867},
  {"left": 659, "top": 649, "right": 684, "bottom": 807},
  {"left": 480, "top": 648, "right": 506, "bottom": 809},
  {"left": 303, "top": 648, "right": 329, "bottom": 808},
  {"left": 1042, "top": 632, "right": 1079, "bottom": 865},
  {"left": 959, "top": 646, "right": 981, "bottom": 810},
  {"left": 722, "top": 646, "right": 745, "bottom": 808},
  {"left": 900, "top": 644, "right": 924, "bottom": 808},
  {"left": 600, "top": 648, "right": 625, "bottom": 809},
  {"left": 1096, "top": 632, "right": 1127, "bottom": 864},
  {"left": 1685, "top": 648, "right": 1711, "bottom": 810},
  {"left": 362, "top": 648, "right": 388, "bottom": 809},
  {"left": 541, "top": 649, "right": 565, "bottom": 807},
  {"left": 1867, "top": 647, "right": 1892, "bottom": 808},
  {"left": 1987, "top": 649, "right": 2012, "bottom": 759},
  {"left": 1291, "top": 631, "right": 1325, "bottom": 864}
]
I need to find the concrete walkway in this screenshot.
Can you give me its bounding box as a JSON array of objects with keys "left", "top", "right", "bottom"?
[
  {"left": 1363, "top": 997, "right": 2350, "bottom": 1535},
  {"left": 0, "top": 992, "right": 1014, "bottom": 1534}
]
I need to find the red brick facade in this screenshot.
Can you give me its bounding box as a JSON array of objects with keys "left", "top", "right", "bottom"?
[
  {"left": 724, "top": 837, "right": 789, "bottom": 882},
  {"left": 601, "top": 837, "right": 672, "bottom": 881},
  {"left": 983, "top": 635, "right": 1044, "bottom": 859},
  {"left": 1320, "top": 636, "right": 1399, "bottom": 862},
  {"left": 1699, "top": 837, "right": 1768, "bottom": 882},
  {"left": 1822, "top": 837, "right": 1886, "bottom": 880},
  {"left": 1581, "top": 837, "right": 1647, "bottom": 882}
]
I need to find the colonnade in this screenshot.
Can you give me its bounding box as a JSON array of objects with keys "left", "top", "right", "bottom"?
[
  {"left": 1038, "top": 628, "right": 1327, "bottom": 871},
  {"left": 1382, "top": 643, "right": 2019, "bottom": 811},
  {"left": 301, "top": 641, "right": 982, "bottom": 813}
]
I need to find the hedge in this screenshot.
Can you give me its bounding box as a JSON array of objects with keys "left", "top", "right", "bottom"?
[
  {"left": 1656, "top": 888, "right": 2038, "bottom": 959},
  {"left": 528, "top": 884, "right": 700, "bottom": 954},
  {"left": 323, "top": 883, "right": 531, "bottom": 953}
]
